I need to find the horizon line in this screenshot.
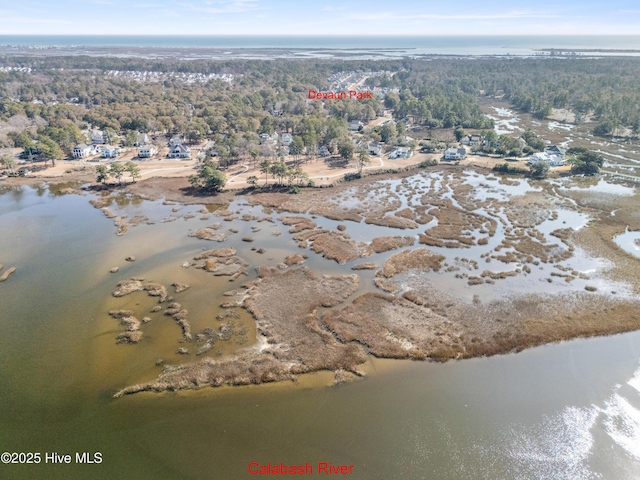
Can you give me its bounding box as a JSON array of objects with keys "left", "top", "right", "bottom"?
[{"left": 2, "top": 34, "right": 640, "bottom": 37}]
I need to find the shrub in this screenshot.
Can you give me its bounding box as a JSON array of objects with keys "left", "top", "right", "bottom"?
[
  {"left": 343, "top": 172, "right": 361, "bottom": 181},
  {"left": 492, "top": 163, "right": 527, "bottom": 175}
]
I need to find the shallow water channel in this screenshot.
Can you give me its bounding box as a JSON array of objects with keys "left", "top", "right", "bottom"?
[
  {"left": 1, "top": 176, "right": 640, "bottom": 479},
  {"left": 614, "top": 229, "right": 640, "bottom": 260}
]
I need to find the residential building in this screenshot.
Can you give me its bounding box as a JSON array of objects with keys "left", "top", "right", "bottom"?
[
  {"left": 529, "top": 152, "right": 566, "bottom": 167},
  {"left": 169, "top": 135, "right": 185, "bottom": 147},
  {"left": 100, "top": 145, "right": 121, "bottom": 158},
  {"left": 444, "top": 147, "right": 467, "bottom": 160},
  {"left": 389, "top": 147, "right": 413, "bottom": 160},
  {"left": 544, "top": 145, "right": 566, "bottom": 158},
  {"left": 317, "top": 145, "right": 330, "bottom": 157},
  {"left": 368, "top": 142, "right": 383, "bottom": 156},
  {"left": 134, "top": 133, "right": 150, "bottom": 147},
  {"left": 281, "top": 133, "right": 293, "bottom": 146},
  {"left": 138, "top": 144, "right": 157, "bottom": 158},
  {"left": 259, "top": 133, "right": 271, "bottom": 144},
  {"left": 90, "top": 130, "right": 105, "bottom": 145},
  {"left": 461, "top": 134, "right": 482, "bottom": 146},
  {"left": 73, "top": 144, "right": 96, "bottom": 159},
  {"left": 168, "top": 144, "right": 191, "bottom": 158},
  {"left": 349, "top": 120, "right": 364, "bottom": 131}
]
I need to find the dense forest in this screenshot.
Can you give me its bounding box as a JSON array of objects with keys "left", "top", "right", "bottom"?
[{"left": 1, "top": 56, "right": 639, "bottom": 161}]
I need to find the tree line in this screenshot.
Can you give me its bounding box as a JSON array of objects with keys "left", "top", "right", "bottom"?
[{"left": 2, "top": 56, "right": 639, "bottom": 170}]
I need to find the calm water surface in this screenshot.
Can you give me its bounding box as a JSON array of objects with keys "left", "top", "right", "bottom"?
[{"left": 1, "top": 184, "right": 639, "bottom": 479}]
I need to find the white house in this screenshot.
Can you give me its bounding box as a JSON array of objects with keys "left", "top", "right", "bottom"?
[
  {"left": 169, "top": 135, "right": 185, "bottom": 147},
  {"left": 389, "top": 147, "right": 413, "bottom": 160},
  {"left": 168, "top": 144, "right": 191, "bottom": 158},
  {"left": 529, "top": 152, "right": 566, "bottom": 167},
  {"left": 73, "top": 144, "right": 96, "bottom": 159},
  {"left": 349, "top": 120, "right": 364, "bottom": 131},
  {"left": 461, "top": 134, "right": 481, "bottom": 146},
  {"left": 260, "top": 132, "right": 278, "bottom": 144},
  {"left": 544, "top": 145, "right": 566, "bottom": 158},
  {"left": 368, "top": 142, "right": 383, "bottom": 156},
  {"left": 259, "top": 133, "right": 271, "bottom": 144},
  {"left": 444, "top": 147, "right": 467, "bottom": 160},
  {"left": 90, "top": 130, "right": 105, "bottom": 145},
  {"left": 281, "top": 133, "right": 293, "bottom": 146},
  {"left": 138, "top": 144, "right": 157, "bottom": 158},
  {"left": 100, "top": 145, "right": 121, "bottom": 158},
  {"left": 134, "top": 133, "right": 150, "bottom": 147}
]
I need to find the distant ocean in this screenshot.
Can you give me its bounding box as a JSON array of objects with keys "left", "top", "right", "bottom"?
[{"left": 2, "top": 36, "right": 640, "bottom": 58}]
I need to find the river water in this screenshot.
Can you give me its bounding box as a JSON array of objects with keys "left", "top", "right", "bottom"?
[{"left": 1, "top": 181, "right": 640, "bottom": 479}]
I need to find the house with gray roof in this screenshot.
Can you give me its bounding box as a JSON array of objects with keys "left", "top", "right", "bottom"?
[
  {"left": 138, "top": 144, "right": 157, "bottom": 158},
  {"left": 368, "top": 142, "right": 383, "bottom": 156},
  {"left": 544, "top": 146, "right": 566, "bottom": 158},
  {"left": 73, "top": 144, "right": 96, "bottom": 159},
  {"left": 389, "top": 147, "right": 412, "bottom": 160},
  {"left": 100, "top": 145, "right": 121, "bottom": 158},
  {"left": 444, "top": 147, "right": 467, "bottom": 160},
  {"left": 168, "top": 143, "right": 191, "bottom": 158}
]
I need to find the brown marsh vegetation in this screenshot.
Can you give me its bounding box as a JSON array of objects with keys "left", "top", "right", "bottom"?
[{"left": 104, "top": 167, "right": 640, "bottom": 396}]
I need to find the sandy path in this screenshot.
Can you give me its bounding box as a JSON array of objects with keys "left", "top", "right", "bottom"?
[
  {"left": 140, "top": 166, "right": 193, "bottom": 177},
  {"left": 226, "top": 154, "right": 397, "bottom": 187}
]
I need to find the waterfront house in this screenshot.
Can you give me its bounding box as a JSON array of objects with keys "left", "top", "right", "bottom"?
[
  {"left": 529, "top": 152, "right": 566, "bottom": 167},
  {"left": 138, "top": 144, "right": 157, "bottom": 158},
  {"left": 389, "top": 147, "right": 412, "bottom": 160},
  {"left": 169, "top": 135, "right": 185, "bottom": 147},
  {"left": 73, "top": 143, "right": 96, "bottom": 159},
  {"left": 100, "top": 145, "right": 121, "bottom": 158},
  {"left": 368, "top": 142, "right": 383, "bottom": 156},
  {"left": 168, "top": 144, "right": 191, "bottom": 158},
  {"left": 90, "top": 129, "right": 105, "bottom": 145},
  {"left": 134, "top": 133, "right": 150, "bottom": 147},
  {"left": 461, "top": 134, "right": 482, "bottom": 146},
  {"left": 444, "top": 147, "right": 467, "bottom": 160},
  {"left": 544, "top": 145, "right": 566, "bottom": 158}
]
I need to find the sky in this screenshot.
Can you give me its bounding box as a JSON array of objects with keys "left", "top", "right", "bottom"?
[{"left": 1, "top": 0, "right": 640, "bottom": 36}]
